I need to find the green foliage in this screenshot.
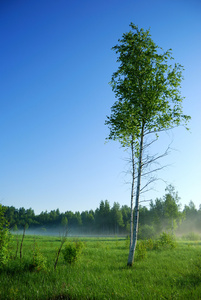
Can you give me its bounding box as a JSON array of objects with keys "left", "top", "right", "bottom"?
[
  {"left": 29, "top": 243, "right": 47, "bottom": 272},
  {"left": 61, "top": 216, "right": 68, "bottom": 227},
  {"left": 182, "top": 232, "right": 201, "bottom": 241},
  {"left": 146, "top": 232, "right": 177, "bottom": 250},
  {"left": 138, "top": 224, "right": 156, "bottom": 240},
  {"left": 157, "top": 232, "right": 177, "bottom": 249},
  {"left": 136, "top": 234, "right": 176, "bottom": 253},
  {"left": 106, "top": 23, "right": 190, "bottom": 147},
  {"left": 0, "top": 205, "right": 11, "bottom": 268},
  {"left": 54, "top": 233, "right": 68, "bottom": 270},
  {"left": 136, "top": 241, "right": 147, "bottom": 260},
  {"left": 0, "top": 229, "right": 11, "bottom": 268},
  {"left": 192, "top": 255, "right": 201, "bottom": 279},
  {"left": 125, "top": 235, "right": 130, "bottom": 249},
  {"left": 152, "top": 239, "right": 161, "bottom": 250},
  {"left": 135, "top": 233, "right": 176, "bottom": 260},
  {"left": 3, "top": 196, "right": 201, "bottom": 237},
  {"left": 144, "top": 238, "right": 154, "bottom": 250},
  {"left": 62, "top": 240, "right": 84, "bottom": 264},
  {"left": 12, "top": 224, "right": 18, "bottom": 232},
  {"left": 150, "top": 186, "right": 183, "bottom": 234}
]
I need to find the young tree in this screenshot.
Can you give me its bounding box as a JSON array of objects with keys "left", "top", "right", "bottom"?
[
  {"left": 95, "top": 200, "right": 111, "bottom": 233},
  {"left": 163, "top": 185, "right": 182, "bottom": 233},
  {"left": 150, "top": 198, "right": 164, "bottom": 234},
  {"left": 105, "top": 23, "right": 190, "bottom": 266},
  {"left": 150, "top": 185, "right": 182, "bottom": 234},
  {"left": 111, "top": 202, "right": 124, "bottom": 234}
]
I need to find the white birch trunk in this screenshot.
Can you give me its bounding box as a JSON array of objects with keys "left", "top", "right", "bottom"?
[
  {"left": 127, "top": 125, "right": 144, "bottom": 266},
  {"left": 129, "top": 136, "right": 135, "bottom": 249}
]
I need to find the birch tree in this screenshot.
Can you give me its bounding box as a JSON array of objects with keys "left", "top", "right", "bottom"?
[{"left": 105, "top": 23, "right": 190, "bottom": 266}]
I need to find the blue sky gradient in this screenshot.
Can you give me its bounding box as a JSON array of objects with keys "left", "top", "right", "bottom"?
[{"left": 1, "top": 0, "right": 201, "bottom": 214}]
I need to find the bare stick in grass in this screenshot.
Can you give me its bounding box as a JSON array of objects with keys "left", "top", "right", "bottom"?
[
  {"left": 20, "top": 223, "right": 28, "bottom": 261},
  {"left": 54, "top": 225, "right": 69, "bottom": 270}
]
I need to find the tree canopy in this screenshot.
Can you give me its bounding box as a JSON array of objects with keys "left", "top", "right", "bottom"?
[{"left": 106, "top": 23, "right": 190, "bottom": 146}]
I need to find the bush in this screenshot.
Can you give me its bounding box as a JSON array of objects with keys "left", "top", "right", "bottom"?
[
  {"left": 138, "top": 225, "right": 156, "bottom": 240},
  {"left": 136, "top": 241, "right": 147, "bottom": 260},
  {"left": 157, "top": 232, "right": 177, "bottom": 249},
  {"left": 0, "top": 205, "right": 11, "bottom": 268},
  {"left": 152, "top": 240, "right": 161, "bottom": 250},
  {"left": 62, "top": 240, "right": 84, "bottom": 264},
  {"left": 125, "top": 235, "right": 130, "bottom": 249},
  {"left": 29, "top": 244, "right": 47, "bottom": 272},
  {"left": 0, "top": 229, "right": 11, "bottom": 268},
  {"left": 144, "top": 238, "right": 154, "bottom": 250}
]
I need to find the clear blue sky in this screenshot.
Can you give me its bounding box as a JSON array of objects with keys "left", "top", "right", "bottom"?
[{"left": 1, "top": 0, "right": 201, "bottom": 215}]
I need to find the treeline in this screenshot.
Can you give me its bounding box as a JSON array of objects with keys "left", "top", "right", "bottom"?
[
  {"left": 3, "top": 201, "right": 128, "bottom": 235},
  {"left": 2, "top": 187, "right": 201, "bottom": 237}
]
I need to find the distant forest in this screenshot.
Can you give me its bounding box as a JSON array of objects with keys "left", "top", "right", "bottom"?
[{"left": 3, "top": 191, "right": 201, "bottom": 238}]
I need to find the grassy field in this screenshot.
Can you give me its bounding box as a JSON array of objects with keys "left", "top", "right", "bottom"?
[{"left": 1, "top": 235, "right": 201, "bottom": 299}]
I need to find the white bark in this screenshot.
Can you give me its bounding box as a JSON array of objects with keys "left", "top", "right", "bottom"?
[
  {"left": 127, "top": 124, "right": 144, "bottom": 266},
  {"left": 129, "top": 136, "right": 135, "bottom": 249}
]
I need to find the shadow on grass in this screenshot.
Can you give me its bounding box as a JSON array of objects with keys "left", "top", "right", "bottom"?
[
  {"left": 0, "top": 259, "right": 48, "bottom": 275},
  {"left": 176, "top": 273, "right": 201, "bottom": 289}
]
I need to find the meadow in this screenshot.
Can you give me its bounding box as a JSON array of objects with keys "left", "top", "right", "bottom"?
[{"left": 1, "top": 235, "right": 201, "bottom": 299}]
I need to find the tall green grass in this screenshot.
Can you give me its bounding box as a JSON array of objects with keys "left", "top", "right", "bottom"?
[{"left": 1, "top": 235, "right": 201, "bottom": 299}]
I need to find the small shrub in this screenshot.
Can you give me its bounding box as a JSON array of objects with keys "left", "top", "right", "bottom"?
[
  {"left": 152, "top": 240, "right": 161, "bottom": 250},
  {"left": 62, "top": 240, "right": 84, "bottom": 264},
  {"left": 136, "top": 241, "right": 147, "bottom": 261},
  {"left": 73, "top": 239, "right": 84, "bottom": 252},
  {"left": 145, "top": 238, "right": 154, "bottom": 250},
  {"left": 0, "top": 205, "right": 12, "bottom": 268},
  {"left": 125, "top": 235, "right": 130, "bottom": 249},
  {"left": 0, "top": 229, "right": 11, "bottom": 268},
  {"left": 29, "top": 244, "right": 46, "bottom": 272},
  {"left": 158, "top": 232, "right": 177, "bottom": 249}
]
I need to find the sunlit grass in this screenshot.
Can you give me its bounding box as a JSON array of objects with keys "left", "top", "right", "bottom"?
[{"left": 1, "top": 235, "right": 201, "bottom": 299}]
